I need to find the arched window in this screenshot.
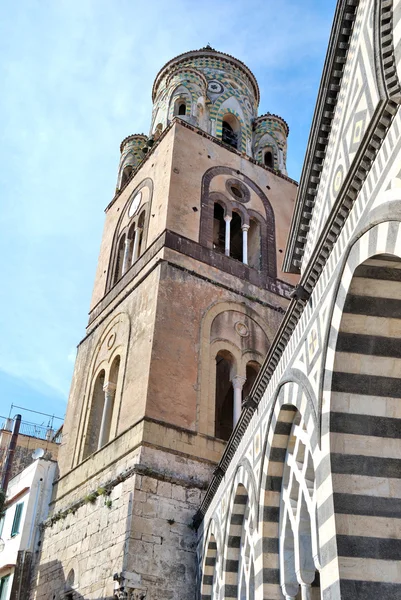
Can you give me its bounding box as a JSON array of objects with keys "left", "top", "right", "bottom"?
[
  {"left": 114, "top": 235, "right": 126, "bottom": 284},
  {"left": 222, "top": 114, "right": 240, "bottom": 149},
  {"left": 83, "top": 370, "right": 105, "bottom": 459},
  {"left": 215, "top": 350, "right": 234, "bottom": 440},
  {"left": 213, "top": 203, "right": 225, "bottom": 253},
  {"left": 137, "top": 211, "right": 145, "bottom": 258},
  {"left": 248, "top": 219, "right": 261, "bottom": 270},
  {"left": 174, "top": 98, "right": 188, "bottom": 117},
  {"left": 264, "top": 150, "right": 274, "bottom": 168},
  {"left": 230, "top": 212, "right": 243, "bottom": 261},
  {"left": 121, "top": 165, "right": 133, "bottom": 188},
  {"left": 97, "top": 355, "right": 120, "bottom": 449}
]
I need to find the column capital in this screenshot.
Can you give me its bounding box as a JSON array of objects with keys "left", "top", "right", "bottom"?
[
  {"left": 231, "top": 375, "right": 246, "bottom": 390},
  {"left": 103, "top": 381, "right": 117, "bottom": 394},
  {"left": 241, "top": 223, "right": 250, "bottom": 231},
  {"left": 224, "top": 214, "right": 232, "bottom": 222}
]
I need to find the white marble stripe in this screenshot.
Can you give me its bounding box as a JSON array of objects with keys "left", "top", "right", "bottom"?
[
  {"left": 339, "top": 556, "right": 401, "bottom": 583},
  {"left": 332, "top": 473, "right": 401, "bottom": 498},
  {"left": 331, "top": 391, "right": 401, "bottom": 418},
  {"left": 340, "top": 313, "right": 401, "bottom": 338},
  {"left": 350, "top": 276, "right": 401, "bottom": 299},
  {"left": 331, "top": 431, "right": 401, "bottom": 460},
  {"left": 334, "top": 351, "right": 401, "bottom": 378},
  {"left": 335, "top": 513, "right": 401, "bottom": 539}
]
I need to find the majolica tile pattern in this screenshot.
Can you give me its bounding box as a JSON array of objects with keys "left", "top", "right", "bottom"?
[
  {"left": 199, "top": 1, "right": 401, "bottom": 598},
  {"left": 149, "top": 47, "right": 289, "bottom": 172}
]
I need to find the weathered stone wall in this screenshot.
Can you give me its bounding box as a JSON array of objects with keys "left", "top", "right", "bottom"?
[{"left": 31, "top": 444, "right": 209, "bottom": 600}]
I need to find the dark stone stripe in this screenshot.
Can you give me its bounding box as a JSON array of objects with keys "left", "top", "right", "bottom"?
[
  {"left": 269, "top": 447, "right": 287, "bottom": 462},
  {"left": 205, "top": 557, "right": 215, "bottom": 567},
  {"left": 220, "top": 584, "right": 237, "bottom": 598},
  {"left": 331, "top": 453, "right": 401, "bottom": 479},
  {"left": 262, "top": 537, "right": 279, "bottom": 554},
  {"left": 208, "top": 541, "right": 217, "bottom": 550},
  {"left": 262, "top": 568, "right": 280, "bottom": 584},
  {"left": 281, "top": 405, "right": 297, "bottom": 412},
  {"left": 274, "top": 421, "right": 293, "bottom": 435},
  {"left": 340, "top": 580, "right": 401, "bottom": 599},
  {"left": 330, "top": 411, "right": 401, "bottom": 438},
  {"left": 264, "top": 475, "right": 282, "bottom": 492},
  {"left": 234, "top": 494, "right": 248, "bottom": 505},
  {"left": 230, "top": 513, "right": 245, "bottom": 525},
  {"left": 332, "top": 371, "right": 401, "bottom": 398},
  {"left": 355, "top": 264, "right": 401, "bottom": 281},
  {"left": 263, "top": 506, "right": 280, "bottom": 523},
  {"left": 225, "top": 559, "right": 239, "bottom": 572},
  {"left": 343, "top": 294, "right": 401, "bottom": 318},
  {"left": 336, "top": 331, "right": 401, "bottom": 358},
  {"left": 203, "top": 574, "right": 213, "bottom": 585},
  {"left": 337, "top": 534, "right": 401, "bottom": 560},
  {"left": 227, "top": 535, "right": 241, "bottom": 548},
  {"left": 333, "top": 492, "right": 401, "bottom": 518}
]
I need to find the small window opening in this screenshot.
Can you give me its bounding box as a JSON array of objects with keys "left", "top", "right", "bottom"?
[
  {"left": 248, "top": 219, "right": 261, "bottom": 270},
  {"left": 222, "top": 120, "right": 238, "bottom": 149},
  {"left": 121, "top": 165, "right": 133, "bottom": 188},
  {"left": 230, "top": 212, "right": 243, "bottom": 261},
  {"left": 213, "top": 203, "right": 225, "bottom": 253},
  {"left": 178, "top": 103, "right": 186, "bottom": 116},
  {"left": 264, "top": 151, "right": 273, "bottom": 168},
  {"left": 215, "top": 351, "right": 234, "bottom": 440}
]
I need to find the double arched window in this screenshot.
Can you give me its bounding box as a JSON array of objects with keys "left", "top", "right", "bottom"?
[
  {"left": 113, "top": 209, "right": 146, "bottom": 285},
  {"left": 83, "top": 355, "right": 121, "bottom": 459},
  {"left": 213, "top": 202, "right": 262, "bottom": 270}
]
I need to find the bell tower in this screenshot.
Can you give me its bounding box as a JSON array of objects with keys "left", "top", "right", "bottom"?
[{"left": 32, "top": 47, "right": 298, "bottom": 600}]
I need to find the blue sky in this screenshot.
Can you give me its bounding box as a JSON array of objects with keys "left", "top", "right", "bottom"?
[{"left": 0, "top": 0, "right": 337, "bottom": 427}]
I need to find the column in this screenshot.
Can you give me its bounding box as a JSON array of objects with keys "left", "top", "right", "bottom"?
[
  {"left": 224, "top": 215, "right": 232, "bottom": 257},
  {"left": 131, "top": 227, "right": 142, "bottom": 265},
  {"left": 231, "top": 375, "right": 246, "bottom": 426},
  {"left": 300, "top": 584, "right": 312, "bottom": 600},
  {"left": 242, "top": 224, "right": 250, "bottom": 265},
  {"left": 98, "top": 382, "right": 117, "bottom": 450},
  {"left": 121, "top": 238, "right": 132, "bottom": 275}
]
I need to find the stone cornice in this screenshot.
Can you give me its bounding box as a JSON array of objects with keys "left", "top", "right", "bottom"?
[{"left": 283, "top": 0, "right": 359, "bottom": 273}]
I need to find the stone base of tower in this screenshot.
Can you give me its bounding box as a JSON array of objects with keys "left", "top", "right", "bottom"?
[{"left": 30, "top": 437, "right": 212, "bottom": 600}]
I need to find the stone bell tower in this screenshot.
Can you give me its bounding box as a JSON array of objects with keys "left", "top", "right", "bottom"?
[{"left": 31, "top": 47, "right": 298, "bottom": 600}]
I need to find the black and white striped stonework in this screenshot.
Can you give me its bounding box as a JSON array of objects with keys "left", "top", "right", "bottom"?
[
  {"left": 257, "top": 404, "right": 298, "bottom": 600},
  {"left": 324, "top": 255, "right": 401, "bottom": 599},
  {"left": 201, "top": 533, "right": 217, "bottom": 600},
  {"left": 222, "top": 484, "right": 248, "bottom": 599}
]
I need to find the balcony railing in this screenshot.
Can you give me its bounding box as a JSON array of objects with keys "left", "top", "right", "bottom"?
[{"left": 0, "top": 417, "right": 62, "bottom": 444}]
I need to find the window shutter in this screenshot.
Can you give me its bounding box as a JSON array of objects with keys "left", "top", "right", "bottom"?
[{"left": 11, "top": 502, "right": 23, "bottom": 536}]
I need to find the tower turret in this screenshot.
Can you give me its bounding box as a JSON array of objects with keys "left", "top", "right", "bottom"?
[{"left": 117, "top": 133, "right": 148, "bottom": 190}]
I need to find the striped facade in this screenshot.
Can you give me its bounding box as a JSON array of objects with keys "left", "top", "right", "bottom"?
[{"left": 198, "top": 1, "right": 401, "bottom": 598}]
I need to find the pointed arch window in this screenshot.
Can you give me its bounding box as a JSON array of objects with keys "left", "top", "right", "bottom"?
[
  {"left": 213, "top": 203, "right": 225, "bottom": 253},
  {"left": 121, "top": 165, "right": 133, "bottom": 188},
  {"left": 214, "top": 350, "right": 234, "bottom": 440}
]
